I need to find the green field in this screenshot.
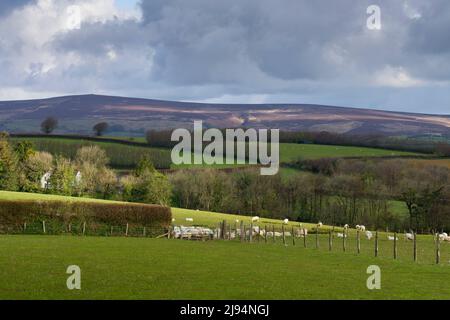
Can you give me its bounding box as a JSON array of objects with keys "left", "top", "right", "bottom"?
[
  {"left": 10, "top": 136, "right": 425, "bottom": 171},
  {"left": 1, "top": 191, "right": 449, "bottom": 299},
  {"left": 0, "top": 236, "right": 449, "bottom": 299},
  {"left": 9, "top": 137, "right": 172, "bottom": 169},
  {"left": 0, "top": 191, "right": 408, "bottom": 230}
]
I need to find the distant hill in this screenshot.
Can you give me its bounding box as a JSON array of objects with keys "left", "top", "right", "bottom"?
[{"left": 0, "top": 94, "right": 449, "bottom": 136}]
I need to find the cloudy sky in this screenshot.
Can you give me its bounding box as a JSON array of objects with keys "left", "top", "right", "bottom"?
[{"left": 0, "top": 0, "right": 449, "bottom": 114}]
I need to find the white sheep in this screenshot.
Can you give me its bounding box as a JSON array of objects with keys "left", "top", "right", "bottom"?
[
  {"left": 185, "top": 218, "right": 194, "bottom": 222},
  {"left": 317, "top": 222, "right": 323, "bottom": 228},
  {"left": 438, "top": 233, "right": 450, "bottom": 241},
  {"left": 388, "top": 236, "right": 399, "bottom": 241},
  {"left": 283, "top": 218, "right": 289, "bottom": 224},
  {"left": 405, "top": 232, "right": 414, "bottom": 241},
  {"left": 343, "top": 224, "right": 349, "bottom": 229},
  {"left": 337, "top": 233, "right": 347, "bottom": 238},
  {"left": 251, "top": 216, "right": 260, "bottom": 222},
  {"left": 365, "top": 231, "right": 373, "bottom": 240},
  {"left": 355, "top": 225, "right": 366, "bottom": 232}
]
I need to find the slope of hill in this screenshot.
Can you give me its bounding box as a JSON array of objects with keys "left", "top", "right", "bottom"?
[{"left": 0, "top": 94, "right": 449, "bottom": 136}]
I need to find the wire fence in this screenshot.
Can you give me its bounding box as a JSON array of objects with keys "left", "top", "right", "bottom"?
[
  {"left": 0, "top": 221, "right": 168, "bottom": 238},
  {"left": 168, "top": 221, "right": 450, "bottom": 266}
]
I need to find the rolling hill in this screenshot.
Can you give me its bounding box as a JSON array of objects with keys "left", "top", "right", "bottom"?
[{"left": 0, "top": 94, "right": 449, "bottom": 137}]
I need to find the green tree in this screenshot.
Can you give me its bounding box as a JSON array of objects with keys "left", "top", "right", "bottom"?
[{"left": 0, "top": 132, "right": 18, "bottom": 190}]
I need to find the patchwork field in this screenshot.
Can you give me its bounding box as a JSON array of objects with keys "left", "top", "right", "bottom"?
[
  {"left": 9, "top": 136, "right": 427, "bottom": 171},
  {"left": 0, "top": 236, "right": 449, "bottom": 299}
]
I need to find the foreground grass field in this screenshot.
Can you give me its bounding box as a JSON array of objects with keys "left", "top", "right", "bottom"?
[{"left": 0, "top": 236, "right": 449, "bottom": 299}]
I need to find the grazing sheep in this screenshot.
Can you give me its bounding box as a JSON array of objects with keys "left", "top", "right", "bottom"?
[
  {"left": 405, "top": 232, "right": 414, "bottom": 241},
  {"left": 283, "top": 218, "right": 289, "bottom": 224},
  {"left": 295, "top": 229, "right": 308, "bottom": 237},
  {"left": 251, "top": 216, "right": 260, "bottom": 222},
  {"left": 388, "top": 236, "right": 399, "bottom": 241},
  {"left": 439, "top": 233, "right": 450, "bottom": 241},
  {"left": 356, "top": 225, "right": 366, "bottom": 232},
  {"left": 344, "top": 224, "right": 349, "bottom": 229},
  {"left": 337, "top": 233, "right": 347, "bottom": 238},
  {"left": 365, "top": 231, "right": 373, "bottom": 240},
  {"left": 186, "top": 218, "right": 194, "bottom": 222},
  {"left": 317, "top": 222, "right": 323, "bottom": 228}
]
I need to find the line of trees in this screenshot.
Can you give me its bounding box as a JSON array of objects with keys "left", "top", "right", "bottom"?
[{"left": 169, "top": 159, "right": 450, "bottom": 232}]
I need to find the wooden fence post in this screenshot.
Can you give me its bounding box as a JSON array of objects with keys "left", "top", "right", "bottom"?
[
  {"left": 303, "top": 229, "right": 307, "bottom": 248},
  {"left": 240, "top": 221, "right": 244, "bottom": 242},
  {"left": 82, "top": 222, "right": 86, "bottom": 236},
  {"left": 292, "top": 226, "right": 295, "bottom": 246},
  {"left": 68, "top": 223, "right": 72, "bottom": 233},
  {"left": 228, "top": 224, "right": 231, "bottom": 240},
  {"left": 343, "top": 229, "right": 346, "bottom": 252},
  {"left": 394, "top": 232, "right": 398, "bottom": 259},
  {"left": 282, "top": 224, "right": 286, "bottom": 245},
  {"left": 143, "top": 227, "right": 146, "bottom": 237},
  {"left": 375, "top": 231, "right": 379, "bottom": 257},
  {"left": 413, "top": 232, "right": 417, "bottom": 262},
  {"left": 125, "top": 223, "right": 129, "bottom": 237},
  {"left": 23, "top": 222, "right": 27, "bottom": 233},
  {"left": 357, "top": 230, "right": 361, "bottom": 254},
  {"left": 42, "top": 220, "right": 46, "bottom": 234},
  {"left": 436, "top": 233, "right": 441, "bottom": 265},
  {"left": 328, "top": 231, "right": 332, "bottom": 251},
  {"left": 264, "top": 225, "right": 267, "bottom": 243},
  {"left": 272, "top": 225, "right": 275, "bottom": 243},
  {"left": 249, "top": 223, "right": 253, "bottom": 242},
  {"left": 315, "top": 227, "right": 319, "bottom": 249}
]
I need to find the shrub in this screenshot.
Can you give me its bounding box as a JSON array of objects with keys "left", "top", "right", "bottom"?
[{"left": 0, "top": 200, "right": 172, "bottom": 233}]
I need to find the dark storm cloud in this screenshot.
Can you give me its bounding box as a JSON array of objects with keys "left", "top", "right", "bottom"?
[{"left": 2, "top": 0, "right": 450, "bottom": 113}]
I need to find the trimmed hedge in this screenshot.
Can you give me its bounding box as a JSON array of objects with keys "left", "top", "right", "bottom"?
[{"left": 0, "top": 200, "right": 172, "bottom": 231}]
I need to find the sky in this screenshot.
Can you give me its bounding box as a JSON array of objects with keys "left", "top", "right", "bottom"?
[{"left": 0, "top": 0, "right": 449, "bottom": 114}]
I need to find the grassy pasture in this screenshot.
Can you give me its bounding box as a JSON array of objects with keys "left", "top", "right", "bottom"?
[
  {"left": 9, "top": 137, "right": 172, "bottom": 169},
  {"left": 0, "top": 235, "right": 449, "bottom": 299},
  {"left": 9, "top": 136, "right": 426, "bottom": 172}
]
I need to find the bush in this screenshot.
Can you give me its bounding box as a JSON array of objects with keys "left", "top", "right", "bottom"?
[{"left": 0, "top": 200, "right": 172, "bottom": 233}]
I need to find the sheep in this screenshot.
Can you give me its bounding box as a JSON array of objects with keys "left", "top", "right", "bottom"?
[
  {"left": 365, "top": 231, "right": 373, "bottom": 240},
  {"left": 317, "top": 222, "right": 323, "bottom": 228},
  {"left": 343, "top": 224, "right": 349, "bottom": 229},
  {"left": 356, "top": 225, "right": 366, "bottom": 232},
  {"left": 337, "top": 233, "right": 347, "bottom": 238},
  {"left": 185, "top": 218, "right": 194, "bottom": 222},
  {"left": 295, "top": 229, "right": 308, "bottom": 237},
  {"left": 388, "top": 236, "right": 399, "bottom": 241},
  {"left": 405, "top": 232, "right": 414, "bottom": 241},
  {"left": 251, "top": 216, "right": 260, "bottom": 222},
  {"left": 283, "top": 218, "right": 289, "bottom": 224},
  {"left": 438, "top": 233, "right": 450, "bottom": 241}
]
